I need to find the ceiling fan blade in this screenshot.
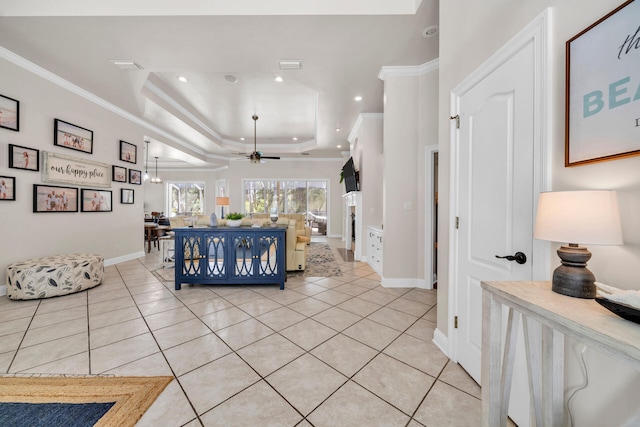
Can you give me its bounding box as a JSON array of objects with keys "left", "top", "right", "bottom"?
[{"left": 260, "top": 156, "right": 280, "bottom": 159}]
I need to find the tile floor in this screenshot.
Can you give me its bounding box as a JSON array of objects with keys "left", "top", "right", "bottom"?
[{"left": 0, "top": 238, "right": 485, "bottom": 426}]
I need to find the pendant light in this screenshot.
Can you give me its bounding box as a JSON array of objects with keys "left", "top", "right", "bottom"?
[
  {"left": 151, "top": 156, "right": 163, "bottom": 184},
  {"left": 143, "top": 140, "right": 150, "bottom": 181}
]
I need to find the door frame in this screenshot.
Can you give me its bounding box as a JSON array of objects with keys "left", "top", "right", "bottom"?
[
  {"left": 447, "top": 8, "right": 552, "bottom": 362},
  {"left": 425, "top": 144, "right": 439, "bottom": 290}
]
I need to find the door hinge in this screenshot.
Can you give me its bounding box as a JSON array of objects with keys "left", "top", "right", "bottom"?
[
  {"left": 454, "top": 316, "right": 459, "bottom": 329},
  {"left": 455, "top": 217, "right": 459, "bottom": 229},
  {"left": 450, "top": 114, "right": 460, "bottom": 129}
]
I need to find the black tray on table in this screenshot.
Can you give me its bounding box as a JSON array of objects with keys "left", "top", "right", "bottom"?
[{"left": 595, "top": 297, "right": 640, "bottom": 324}]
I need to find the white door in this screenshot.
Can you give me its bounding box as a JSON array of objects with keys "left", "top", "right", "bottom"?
[{"left": 453, "top": 39, "right": 540, "bottom": 426}]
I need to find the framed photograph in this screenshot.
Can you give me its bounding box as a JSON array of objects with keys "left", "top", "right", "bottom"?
[
  {"left": 9, "top": 144, "right": 39, "bottom": 171},
  {"left": 81, "top": 189, "right": 112, "bottom": 212},
  {"left": 54, "top": 119, "right": 93, "bottom": 154},
  {"left": 0, "top": 176, "right": 16, "bottom": 201},
  {"left": 112, "top": 165, "right": 127, "bottom": 183},
  {"left": 33, "top": 184, "right": 78, "bottom": 212},
  {"left": 0, "top": 94, "right": 19, "bottom": 132},
  {"left": 565, "top": 0, "right": 640, "bottom": 166},
  {"left": 121, "top": 188, "right": 134, "bottom": 204},
  {"left": 129, "top": 169, "right": 142, "bottom": 185},
  {"left": 119, "top": 140, "right": 137, "bottom": 164}
]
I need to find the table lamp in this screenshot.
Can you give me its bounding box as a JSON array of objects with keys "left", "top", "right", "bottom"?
[
  {"left": 216, "top": 196, "right": 229, "bottom": 219},
  {"left": 533, "top": 190, "right": 623, "bottom": 298}
]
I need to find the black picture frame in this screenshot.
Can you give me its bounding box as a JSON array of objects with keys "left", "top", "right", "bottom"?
[
  {"left": 81, "top": 189, "right": 112, "bottom": 212},
  {"left": 129, "top": 169, "right": 142, "bottom": 185},
  {"left": 121, "top": 188, "right": 135, "bottom": 204},
  {"left": 0, "top": 176, "right": 16, "bottom": 201},
  {"left": 33, "top": 184, "right": 78, "bottom": 212},
  {"left": 0, "top": 94, "right": 19, "bottom": 132},
  {"left": 9, "top": 144, "right": 39, "bottom": 171},
  {"left": 119, "top": 140, "right": 137, "bottom": 164},
  {"left": 54, "top": 118, "right": 93, "bottom": 154},
  {"left": 112, "top": 165, "right": 127, "bottom": 183}
]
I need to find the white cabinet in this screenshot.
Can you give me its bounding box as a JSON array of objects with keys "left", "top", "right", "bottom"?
[{"left": 367, "top": 226, "right": 383, "bottom": 276}]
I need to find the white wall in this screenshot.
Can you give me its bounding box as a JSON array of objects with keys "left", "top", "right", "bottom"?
[
  {"left": 0, "top": 56, "right": 159, "bottom": 286},
  {"left": 380, "top": 65, "right": 438, "bottom": 286},
  {"left": 348, "top": 114, "right": 384, "bottom": 252},
  {"left": 439, "top": 1, "right": 640, "bottom": 425}
]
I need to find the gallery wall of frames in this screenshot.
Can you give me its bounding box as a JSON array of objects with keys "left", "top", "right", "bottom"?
[{"left": 1, "top": 93, "right": 140, "bottom": 212}]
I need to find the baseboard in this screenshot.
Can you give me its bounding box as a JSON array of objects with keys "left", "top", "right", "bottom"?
[
  {"left": 381, "top": 277, "right": 428, "bottom": 289},
  {"left": 104, "top": 251, "right": 146, "bottom": 266},
  {"left": 433, "top": 328, "right": 450, "bottom": 358}
]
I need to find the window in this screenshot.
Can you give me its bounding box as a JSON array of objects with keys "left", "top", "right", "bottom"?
[
  {"left": 167, "top": 182, "right": 205, "bottom": 216},
  {"left": 243, "top": 179, "right": 328, "bottom": 234}
]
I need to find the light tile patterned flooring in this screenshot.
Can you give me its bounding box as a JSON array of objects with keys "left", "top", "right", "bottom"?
[{"left": 0, "top": 238, "right": 484, "bottom": 426}]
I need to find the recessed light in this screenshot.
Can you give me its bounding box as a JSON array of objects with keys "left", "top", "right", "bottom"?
[
  {"left": 292, "top": 137, "right": 298, "bottom": 141},
  {"left": 354, "top": 96, "right": 362, "bottom": 102},
  {"left": 274, "top": 76, "right": 284, "bottom": 83},
  {"left": 224, "top": 75, "right": 238, "bottom": 83},
  {"left": 422, "top": 25, "right": 439, "bottom": 38},
  {"left": 178, "top": 76, "right": 188, "bottom": 83},
  {"left": 335, "top": 128, "right": 341, "bottom": 132},
  {"left": 337, "top": 145, "right": 342, "bottom": 148},
  {"left": 240, "top": 137, "right": 245, "bottom": 141}
]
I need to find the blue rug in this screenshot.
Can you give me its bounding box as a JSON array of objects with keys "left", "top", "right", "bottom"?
[
  {"left": 0, "top": 376, "right": 173, "bottom": 427},
  {"left": 0, "top": 402, "right": 115, "bottom": 427}
]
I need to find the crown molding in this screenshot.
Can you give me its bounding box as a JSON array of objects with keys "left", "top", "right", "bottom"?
[
  {"left": 1, "top": 0, "right": 423, "bottom": 17},
  {"left": 348, "top": 113, "right": 384, "bottom": 143},
  {"left": 0, "top": 45, "right": 206, "bottom": 158},
  {"left": 378, "top": 58, "right": 439, "bottom": 81}
]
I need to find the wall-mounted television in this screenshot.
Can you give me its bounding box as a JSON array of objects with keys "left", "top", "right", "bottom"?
[{"left": 342, "top": 157, "right": 358, "bottom": 193}]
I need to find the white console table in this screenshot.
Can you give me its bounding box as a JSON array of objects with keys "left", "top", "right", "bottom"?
[{"left": 481, "top": 281, "right": 640, "bottom": 427}]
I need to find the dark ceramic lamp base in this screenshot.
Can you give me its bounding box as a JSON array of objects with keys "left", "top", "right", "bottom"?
[{"left": 551, "top": 244, "right": 596, "bottom": 299}]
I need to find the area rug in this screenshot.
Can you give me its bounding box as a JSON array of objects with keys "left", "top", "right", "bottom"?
[
  {"left": 0, "top": 375, "right": 172, "bottom": 427},
  {"left": 291, "top": 242, "right": 342, "bottom": 278}
]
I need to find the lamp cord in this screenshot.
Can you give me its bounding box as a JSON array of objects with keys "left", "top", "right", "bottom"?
[{"left": 566, "top": 344, "right": 589, "bottom": 427}]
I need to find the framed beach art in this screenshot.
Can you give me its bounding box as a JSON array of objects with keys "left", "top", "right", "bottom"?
[
  {"left": 565, "top": 0, "right": 640, "bottom": 166},
  {"left": 0, "top": 176, "right": 16, "bottom": 201},
  {"left": 129, "top": 169, "right": 142, "bottom": 185},
  {"left": 9, "top": 144, "right": 39, "bottom": 171},
  {"left": 33, "top": 184, "right": 78, "bottom": 212},
  {"left": 81, "top": 189, "right": 112, "bottom": 212},
  {"left": 112, "top": 165, "right": 127, "bottom": 183},
  {"left": 0, "top": 94, "right": 19, "bottom": 132},
  {"left": 54, "top": 119, "right": 93, "bottom": 154},
  {"left": 119, "top": 140, "right": 137, "bottom": 164}
]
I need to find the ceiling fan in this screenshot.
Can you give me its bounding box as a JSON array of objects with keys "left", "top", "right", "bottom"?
[{"left": 247, "top": 114, "right": 280, "bottom": 163}]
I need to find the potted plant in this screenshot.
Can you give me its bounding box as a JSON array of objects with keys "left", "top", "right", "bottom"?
[{"left": 226, "top": 212, "right": 244, "bottom": 227}]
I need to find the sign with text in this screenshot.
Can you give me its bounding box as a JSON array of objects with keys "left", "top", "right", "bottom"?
[
  {"left": 566, "top": 0, "right": 640, "bottom": 166},
  {"left": 43, "top": 151, "right": 111, "bottom": 188}
]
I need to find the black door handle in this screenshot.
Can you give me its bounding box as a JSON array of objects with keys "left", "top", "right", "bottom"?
[{"left": 495, "top": 252, "right": 527, "bottom": 264}]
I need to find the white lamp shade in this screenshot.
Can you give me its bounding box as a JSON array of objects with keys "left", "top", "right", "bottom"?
[{"left": 533, "top": 190, "right": 623, "bottom": 245}]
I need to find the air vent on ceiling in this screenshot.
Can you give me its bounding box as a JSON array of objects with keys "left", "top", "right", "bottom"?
[
  {"left": 301, "top": 152, "right": 310, "bottom": 156},
  {"left": 279, "top": 60, "right": 302, "bottom": 70},
  {"left": 110, "top": 60, "right": 144, "bottom": 70}
]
